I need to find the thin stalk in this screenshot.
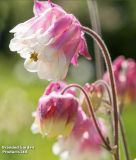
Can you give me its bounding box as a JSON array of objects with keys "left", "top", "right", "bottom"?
[
  {"left": 82, "top": 26, "right": 119, "bottom": 160},
  {"left": 87, "top": 0, "right": 104, "bottom": 79},
  {"left": 119, "top": 117, "right": 130, "bottom": 160},
  {"left": 94, "top": 80, "right": 112, "bottom": 104},
  {"left": 94, "top": 80, "right": 115, "bottom": 141},
  {"left": 61, "top": 84, "right": 111, "bottom": 151},
  {"left": 119, "top": 97, "right": 130, "bottom": 160},
  {"left": 97, "top": 81, "right": 130, "bottom": 160}
]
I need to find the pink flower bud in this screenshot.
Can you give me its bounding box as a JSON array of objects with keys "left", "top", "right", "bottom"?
[
  {"left": 31, "top": 93, "right": 79, "bottom": 138},
  {"left": 9, "top": 0, "right": 91, "bottom": 81}
]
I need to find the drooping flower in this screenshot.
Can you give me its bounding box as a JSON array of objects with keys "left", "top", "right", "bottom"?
[
  {"left": 9, "top": 0, "right": 91, "bottom": 81},
  {"left": 80, "top": 83, "right": 103, "bottom": 115},
  {"left": 103, "top": 56, "right": 136, "bottom": 105},
  {"left": 31, "top": 93, "right": 79, "bottom": 138},
  {"left": 53, "top": 109, "right": 108, "bottom": 160}
]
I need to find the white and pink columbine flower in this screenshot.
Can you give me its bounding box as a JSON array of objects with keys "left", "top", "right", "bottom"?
[
  {"left": 53, "top": 109, "right": 108, "bottom": 160},
  {"left": 9, "top": 0, "right": 91, "bottom": 81},
  {"left": 31, "top": 81, "right": 77, "bottom": 137},
  {"left": 31, "top": 93, "right": 79, "bottom": 138}
]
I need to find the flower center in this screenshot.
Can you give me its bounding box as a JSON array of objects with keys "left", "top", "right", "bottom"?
[{"left": 30, "top": 52, "right": 39, "bottom": 62}]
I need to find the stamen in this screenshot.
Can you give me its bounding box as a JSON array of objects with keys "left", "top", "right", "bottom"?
[{"left": 30, "top": 52, "right": 39, "bottom": 62}]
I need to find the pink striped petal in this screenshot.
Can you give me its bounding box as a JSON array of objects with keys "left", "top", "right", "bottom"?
[
  {"left": 79, "top": 37, "right": 91, "bottom": 60},
  {"left": 52, "top": 25, "right": 80, "bottom": 49},
  {"left": 63, "top": 38, "right": 81, "bottom": 65},
  {"left": 49, "top": 16, "right": 73, "bottom": 37}
]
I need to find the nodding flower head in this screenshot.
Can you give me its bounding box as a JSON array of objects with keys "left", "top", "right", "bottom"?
[
  {"left": 9, "top": 0, "right": 91, "bottom": 81},
  {"left": 31, "top": 93, "right": 79, "bottom": 138},
  {"left": 80, "top": 83, "right": 103, "bottom": 115},
  {"left": 103, "top": 56, "right": 136, "bottom": 105},
  {"left": 53, "top": 109, "right": 108, "bottom": 160}
]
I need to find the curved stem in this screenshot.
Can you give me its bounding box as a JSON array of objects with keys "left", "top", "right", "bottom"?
[
  {"left": 94, "top": 80, "right": 114, "bottom": 142},
  {"left": 82, "top": 26, "right": 119, "bottom": 160},
  {"left": 61, "top": 84, "right": 111, "bottom": 151},
  {"left": 94, "top": 80, "right": 112, "bottom": 104},
  {"left": 95, "top": 81, "right": 130, "bottom": 160}
]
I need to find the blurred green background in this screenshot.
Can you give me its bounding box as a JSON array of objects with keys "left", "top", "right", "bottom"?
[{"left": 0, "top": 0, "right": 136, "bottom": 160}]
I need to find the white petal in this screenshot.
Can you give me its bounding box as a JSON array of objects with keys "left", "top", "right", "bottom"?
[
  {"left": 10, "top": 17, "right": 36, "bottom": 34},
  {"left": 10, "top": 23, "right": 24, "bottom": 33},
  {"left": 52, "top": 142, "right": 61, "bottom": 155},
  {"left": 31, "top": 123, "right": 39, "bottom": 134},
  {"left": 37, "top": 31, "right": 51, "bottom": 44},
  {"left": 9, "top": 38, "right": 24, "bottom": 52},
  {"left": 39, "top": 46, "right": 57, "bottom": 62},
  {"left": 38, "top": 51, "right": 69, "bottom": 80},
  {"left": 60, "top": 151, "right": 69, "bottom": 160},
  {"left": 19, "top": 48, "right": 32, "bottom": 59},
  {"left": 32, "top": 111, "right": 37, "bottom": 117},
  {"left": 24, "top": 58, "right": 39, "bottom": 72},
  {"left": 37, "top": 61, "right": 53, "bottom": 80}
]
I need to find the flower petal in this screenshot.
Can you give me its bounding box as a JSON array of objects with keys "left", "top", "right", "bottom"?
[
  {"left": 49, "top": 15, "right": 73, "bottom": 37},
  {"left": 38, "top": 51, "right": 68, "bottom": 80},
  {"left": 33, "top": 1, "right": 49, "bottom": 16},
  {"left": 24, "top": 58, "right": 39, "bottom": 72},
  {"left": 79, "top": 37, "right": 91, "bottom": 60}
]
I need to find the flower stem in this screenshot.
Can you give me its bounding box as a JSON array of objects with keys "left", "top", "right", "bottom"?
[
  {"left": 119, "top": 115, "right": 130, "bottom": 160},
  {"left": 82, "top": 26, "right": 119, "bottom": 160},
  {"left": 95, "top": 81, "right": 130, "bottom": 160},
  {"left": 94, "top": 80, "right": 112, "bottom": 104},
  {"left": 61, "top": 84, "right": 111, "bottom": 151}
]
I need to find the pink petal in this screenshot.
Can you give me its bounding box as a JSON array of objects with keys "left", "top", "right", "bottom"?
[
  {"left": 50, "top": 15, "right": 73, "bottom": 37},
  {"left": 63, "top": 38, "right": 81, "bottom": 65},
  {"left": 33, "top": 1, "right": 48, "bottom": 16},
  {"left": 71, "top": 53, "right": 79, "bottom": 66},
  {"left": 33, "top": 1, "right": 55, "bottom": 16},
  {"left": 52, "top": 25, "right": 80, "bottom": 50},
  {"left": 79, "top": 37, "right": 91, "bottom": 60},
  {"left": 113, "top": 56, "right": 125, "bottom": 70}
]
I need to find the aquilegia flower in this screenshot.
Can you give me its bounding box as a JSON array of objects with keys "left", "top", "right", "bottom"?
[
  {"left": 53, "top": 109, "right": 108, "bottom": 160},
  {"left": 31, "top": 93, "right": 79, "bottom": 138},
  {"left": 9, "top": 0, "right": 91, "bottom": 81},
  {"left": 103, "top": 56, "right": 136, "bottom": 104}
]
